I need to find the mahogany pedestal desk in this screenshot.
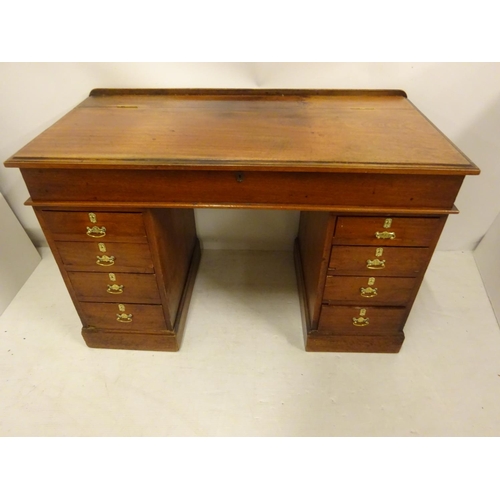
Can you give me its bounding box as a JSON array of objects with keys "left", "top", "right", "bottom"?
[{"left": 4, "top": 89, "right": 480, "bottom": 353}]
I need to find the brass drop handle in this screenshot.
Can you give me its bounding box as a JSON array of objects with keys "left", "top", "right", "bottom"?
[
  {"left": 352, "top": 316, "right": 370, "bottom": 327},
  {"left": 360, "top": 286, "right": 378, "bottom": 298},
  {"left": 86, "top": 226, "right": 106, "bottom": 238},
  {"left": 96, "top": 255, "right": 115, "bottom": 266},
  {"left": 375, "top": 231, "right": 396, "bottom": 240},
  {"left": 366, "top": 258, "right": 385, "bottom": 270},
  {"left": 107, "top": 284, "right": 124, "bottom": 294},
  {"left": 116, "top": 313, "right": 132, "bottom": 323}
]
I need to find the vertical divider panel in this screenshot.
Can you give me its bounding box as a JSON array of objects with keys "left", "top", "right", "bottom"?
[
  {"left": 143, "top": 208, "right": 199, "bottom": 331},
  {"left": 297, "top": 211, "right": 336, "bottom": 330}
]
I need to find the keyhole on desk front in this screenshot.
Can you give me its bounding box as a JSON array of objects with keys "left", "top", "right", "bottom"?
[{"left": 236, "top": 172, "right": 244, "bottom": 183}]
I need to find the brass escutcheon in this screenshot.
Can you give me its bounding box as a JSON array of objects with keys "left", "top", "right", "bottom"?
[{"left": 88, "top": 212, "right": 97, "bottom": 223}]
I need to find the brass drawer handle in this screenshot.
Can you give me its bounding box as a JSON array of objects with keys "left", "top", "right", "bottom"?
[
  {"left": 107, "top": 284, "right": 124, "bottom": 294},
  {"left": 375, "top": 231, "right": 396, "bottom": 240},
  {"left": 116, "top": 313, "right": 132, "bottom": 323},
  {"left": 353, "top": 316, "right": 370, "bottom": 327},
  {"left": 360, "top": 286, "right": 378, "bottom": 298},
  {"left": 96, "top": 255, "right": 115, "bottom": 266},
  {"left": 366, "top": 258, "right": 385, "bottom": 270},
  {"left": 86, "top": 226, "right": 106, "bottom": 238}
]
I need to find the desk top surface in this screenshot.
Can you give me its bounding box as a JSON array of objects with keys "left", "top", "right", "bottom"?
[{"left": 6, "top": 89, "right": 479, "bottom": 175}]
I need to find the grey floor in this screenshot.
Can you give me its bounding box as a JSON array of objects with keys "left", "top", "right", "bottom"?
[{"left": 1, "top": 247, "right": 499, "bottom": 436}]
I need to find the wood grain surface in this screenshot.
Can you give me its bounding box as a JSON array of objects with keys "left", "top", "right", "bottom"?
[
  {"left": 5, "top": 89, "right": 479, "bottom": 174},
  {"left": 323, "top": 276, "right": 416, "bottom": 305},
  {"left": 41, "top": 210, "right": 147, "bottom": 242},
  {"left": 68, "top": 272, "right": 161, "bottom": 304},
  {"left": 333, "top": 216, "right": 442, "bottom": 246},
  {"left": 328, "top": 246, "right": 430, "bottom": 276},
  {"left": 318, "top": 305, "right": 406, "bottom": 335},
  {"left": 80, "top": 302, "right": 167, "bottom": 331},
  {"left": 56, "top": 241, "right": 154, "bottom": 273}
]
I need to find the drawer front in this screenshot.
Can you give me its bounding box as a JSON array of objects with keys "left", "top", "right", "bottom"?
[
  {"left": 333, "top": 216, "right": 441, "bottom": 246},
  {"left": 68, "top": 272, "right": 161, "bottom": 304},
  {"left": 42, "top": 211, "right": 147, "bottom": 242},
  {"left": 323, "top": 276, "right": 416, "bottom": 306},
  {"left": 329, "top": 246, "right": 429, "bottom": 276},
  {"left": 57, "top": 241, "right": 154, "bottom": 273},
  {"left": 81, "top": 303, "right": 167, "bottom": 331},
  {"left": 318, "top": 305, "right": 406, "bottom": 335}
]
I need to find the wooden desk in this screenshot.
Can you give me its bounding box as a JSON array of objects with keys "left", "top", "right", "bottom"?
[{"left": 4, "top": 89, "right": 480, "bottom": 353}]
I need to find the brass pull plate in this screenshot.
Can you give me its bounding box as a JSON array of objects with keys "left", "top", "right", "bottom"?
[
  {"left": 116, "top": 313, "right": 132, "bottom": 323},
  {"left": 96, "top": 255, "right": 115, "bottom": 266},
  {"left": 375, "top": 231, "right": 396, "bottom": 240},
  {"left": 360, "top": 286, "right": 378, "bottom": 298},
  {"left": 352, "top": 316, "right": 370, "bottom": 326},
  {"left": 353, "top": 308, "right": 369, "bottom": 326},
  {"left": 86, "top": 226, "right": 106, "bottom": 238},
  {"left": 366, "top": 258, "right": 385, "bottom": 270},
  {"left": 107, "top": 284, "right": 124, "bottom": 294},
  {"left": 116, "top": 304, "right": 131, "bottom": 322}
]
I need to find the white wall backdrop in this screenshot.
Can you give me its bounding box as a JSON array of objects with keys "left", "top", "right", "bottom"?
[{"left": 1, "top": 62, "right": 499, "bottom": 250}]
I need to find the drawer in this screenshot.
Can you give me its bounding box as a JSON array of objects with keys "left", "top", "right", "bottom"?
[
  {"left": 68, "top": 272, "right": 161, "bottom": 304},
  {"left": 57, "top": 241, "right": 154, "bottom": 273},
  {"left": 42, "top": 211, "right": 147, "bottom": 242},
  {"left": 81, "top": 302, "right": 167, "bottom": 331},
  {"left": 329, "top": 246, "right": 429, "bottom": 276},
  {"left": 323, "top": 276, "right": 415, "bottom": 306},
  {"left": 333, "top": 216, "right": 441, "bottom": 246},
  {"left": 318, "top": 305, "right": 406, "bottom": 335}
]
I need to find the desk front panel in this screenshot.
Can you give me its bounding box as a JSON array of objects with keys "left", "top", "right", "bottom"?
[{"left": 21, "top": 168, "right": 463, "bottom": 211}]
